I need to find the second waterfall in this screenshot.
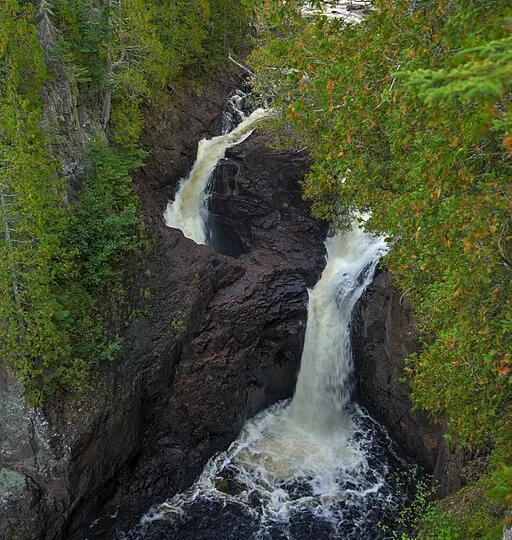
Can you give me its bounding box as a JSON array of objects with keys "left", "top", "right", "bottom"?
[{"left": 163, "top": 107, "right": 269, "bottom": 244}]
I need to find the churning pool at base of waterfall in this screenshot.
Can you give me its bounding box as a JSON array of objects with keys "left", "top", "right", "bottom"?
[{"left": 89, "top": 402, "right": 418, "bottom": 540}]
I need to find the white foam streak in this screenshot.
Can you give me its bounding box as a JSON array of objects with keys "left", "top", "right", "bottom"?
[
  {"left": 163, "top": 108, "right": 270, "bottom": 244},
  {"left": 302, "top": 1, "right": 371, "bottom": 22}
]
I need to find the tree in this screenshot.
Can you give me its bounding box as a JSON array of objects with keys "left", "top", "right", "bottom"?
[{"left": 246, "top": 0, "right": 512, "bottom": 446}]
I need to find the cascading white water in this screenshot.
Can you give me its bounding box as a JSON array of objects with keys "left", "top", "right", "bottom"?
[
  {"left": 221, "top": 89, "right": 251, "bottom": 134},
  {"left": 163, "top": 108, "right": 269, "bottom": 244},
  {"left": 109, "top": 220, "right": 410, "bottom": 540},
  {"left": 290, "top": 221, "right": 388, "bottom": 434},
  {"left": 302, "top": 0, "right": 371, "bottom": 21}
]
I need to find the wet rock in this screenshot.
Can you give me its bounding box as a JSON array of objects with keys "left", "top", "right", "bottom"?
[
  {"left": 99, "top": 133, "right": 327, "bottom": 527},
  {"left": 352, "top": 269, "right": 466, "bottom": 495},
  {"left": 133, "top": 64, "right": 246, "bottom": 233},
  {"left": 208, "top": 132, "right": 326, "bottom": 266},
  {"left": 352, "top": 269, "right": 441, "bottom": 468}
]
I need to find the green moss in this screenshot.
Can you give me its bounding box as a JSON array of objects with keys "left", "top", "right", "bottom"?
[
  {"left": 170, "top": 314, "right": 186, "bottom": 338},
  {"left": 434, "top": 480, "right": 504, "bottom": 540}
]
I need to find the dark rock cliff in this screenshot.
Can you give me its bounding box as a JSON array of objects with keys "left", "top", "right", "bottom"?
[
  {"left": 0, "top": 69, "right": 326, "bottom": 540},
  {"left": 352, "top": 270, "right": 440, "bottom": 467},
  {"left": 0, "top": 68, "right": 468, "bottom": 540},
  {"left": 91, "top": 128, "right": 327, "bottom": 535},
  {"left": 352, "top": 269, "right": 466, "bottom": 496}
]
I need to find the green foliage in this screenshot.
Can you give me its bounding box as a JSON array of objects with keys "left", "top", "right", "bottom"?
[
  {"left": 170, "top": 313, "right": 186, "bottom": 338},
  {"left": 0, "top": 1, "right": 75, "bottom": 402},
  {"left": 247, "top": 0, "right": 512, "bottom": 447},
  {"left": 0, "top": 2, "right": 46, "bottom": 101},
  {"left": 398, "top": 36, "right": 512, "bottom": 103},
  {"left": 383, "top": 469, "right": 509, "bottom": 540},
  {"left": 0, "top": 91, "right": 132, "bottom": 402},
  {"left": 1, "top": 0, "right": 249, "bottom": 401},
  {"left": 67, "top": 140, "right": 144, "bottom": 291},
  {"left": 381, "top": 475, "right": 435, "bottom": 539},
  {"left": 417, "top": 510, "right": 462, "bottom": 540},
  {"left": 50, "top": 0, "right": 250, "bottom": 144},
  {"left": 487, "top": 465, "right": 512, "bottom": 512},
  {"left": 431, "top": 472, "right": 506, "bottom": 540},
  {"left": 486, "top": 439, "right": 512, "bottom": 531},
  {"left": 381, "top": 475, "right": 464, "bottom": 540},
  {"left": 50, "top": 0, "right": 110, "bottom": 91},
  {"left": 385, "top": 414, "right": 512, "bottom": 538}
]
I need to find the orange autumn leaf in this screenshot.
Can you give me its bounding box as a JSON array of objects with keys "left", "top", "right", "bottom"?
[
  {"left": 503, "top": 136, "right": 512, "bottom": 155},
  {"left": 497, "top": 364, "right": 509, "bottom": 377}
]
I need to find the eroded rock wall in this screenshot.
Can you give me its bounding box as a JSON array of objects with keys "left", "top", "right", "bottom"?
[
  {"left": 94, "top": 130, "right": 327, "bottom": 533},
  {"left": 352, "top": 269, "right": 466, "bottom": 496}
]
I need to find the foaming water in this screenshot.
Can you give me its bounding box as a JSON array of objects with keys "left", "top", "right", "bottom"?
[
  {"left": 302, "top": 1, "right": 371, "bottom": 22},
  {"left": 107, "top": 404, "right": 411, "bottom": 540},
  {"left": 135, "top": 403, "right": 401, "bottom": 540},
  {"left": 290, "top": 222, "right": 388, "bottom": 434},
  {"left": 221, "top": 89, "right": 253, "bottom": 134},
  {"left": 163, "top": 108, "right": 269, "bottom": 244},
  {"left": 98, "top": 221, "right": 419, "bottom": 540}
]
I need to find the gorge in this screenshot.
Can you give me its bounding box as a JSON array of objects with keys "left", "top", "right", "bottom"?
[
  {"left": 1, "top": 74, "right": 436, "bottom": 540},
  {"left": 83, "top": 92, "right": 421, "bottom": 540},
  {"left": 1, "top": 1, "right": 510, "bottom": 539}
]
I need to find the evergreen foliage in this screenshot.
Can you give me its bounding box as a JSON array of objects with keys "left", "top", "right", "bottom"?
[
  {"left": 0, "top": 0, "right": 249, "bottom": 401},
  {"left": 246, "top": 0, "right": 511, "bottom": 448},
  {"left": 67, "top": 141, "right": 143, "bottom": 291}
]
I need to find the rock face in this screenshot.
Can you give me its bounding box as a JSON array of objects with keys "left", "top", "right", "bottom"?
[
  {"left": 93, "top": 129, "right": 326, "bottom": 535},
  {"left": 352, "top": 269, "right": 465, "bottom": 495},
  {"left": 0, "top": 70, "right": 326, "bottom": 540},
  {"left": 352, "top": 270, "right": 440, "bottom": 468}
]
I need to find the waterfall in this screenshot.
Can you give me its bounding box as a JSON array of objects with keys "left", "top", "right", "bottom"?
[
  {"left": 104, "top": 220, "right": 418, "bottom": 540},
  {"left": 221, "top": 89, "right": 253, "bottom": 134},
  {"left": 290, "top": 220, "right": 388, "bottom": 434},
  {"left": 87, "top": 94, "right": 418, "bottom": 539},
  {"left": 163, "top": 108, "right": 269, "bottom": 244},
  {"left": 302, "top": 1, "right": 371, "bottom": 21}
]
